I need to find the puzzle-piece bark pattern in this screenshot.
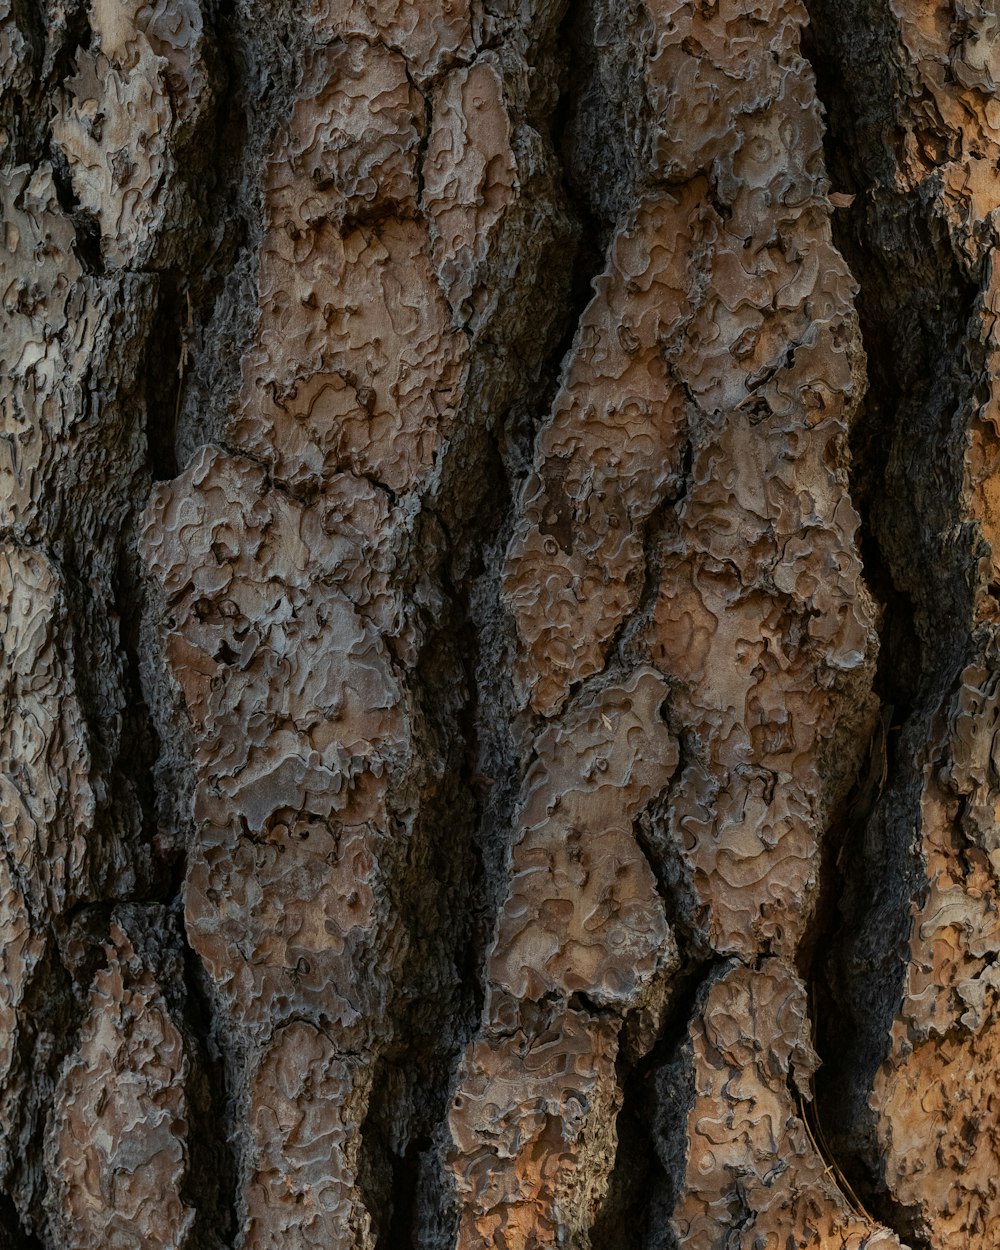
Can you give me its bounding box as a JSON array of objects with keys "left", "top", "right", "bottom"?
[
  {"left": 143, "top": 3, "right": 576, "bottom": 1247},
  {"left": 0, "top": 0, "right": 214, "bottom": 1240},
  {"left": 671, "top": 960, "right": 900, "bottom": 1250},
  {"left": 45, "top": 915, "right": 194, "bottom": 1250},
  {"left": 9, "top": 0, "right": 995, "bottom": 1245},
  {"left": 487, "top": 669, "right": 678, "bottom": 1010},
  {"left": 448, "top": 1008, "right": 623, "bottom": 1250},
  {"left": 449, "top": 669, "right": 680, "bottom": 1244},
  {"left": 244, "top": 1021, "right": 373, "bottom": 1249},
  {"left": 52, "top": 0, "right": 206, "bottom": 268},
  {"left": 490, "top": 3, "right": 888, "bottom": 1246}
]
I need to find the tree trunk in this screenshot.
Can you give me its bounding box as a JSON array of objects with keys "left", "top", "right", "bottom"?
[{"left": 2, "top": 0, "right": 998, "bottom": 1247}]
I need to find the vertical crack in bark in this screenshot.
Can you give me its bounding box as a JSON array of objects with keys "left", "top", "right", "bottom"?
[
  {"left": 401, "top": 11, "right": 615, "bottom": 1244},
  {"left": 0, "top": 0, "right": 250, "bottom": 1239},
  {"left": 3, "top": 938, "right": 75, "bottom": 1241},
  {"left": 135, "top": 3, "right": 588, "bottom": 1247},
  {"left": 803, "top": 2, "right": 997, "bottom": 1245},
  {"left": 176, "top": 927, "right": 238, "bottom": 1250},
  {"left": 440, "top": 5, "right": 690, "bottom": 1246},
  {"left": 143, "top": 273, "right": 187, "bottom": 483},
  {"left": 588, "top": 945, "right": 728, "bottom": 1250},
  {"left": 0, "top": 1195, "right": 41, "bottom": 1250},
  {"left": 47, "top": 153, "right": 104, "bottom": 276},
  {"left": 494, "top": 1, "right": 898, "bottom": 1245},
  {"left": 134, "top": 3, "right": 321, "bottom": 1241}
]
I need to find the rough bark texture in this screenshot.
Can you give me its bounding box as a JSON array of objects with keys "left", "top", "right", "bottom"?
[{"left": 2, "top": 1, "right": 999, "bottom": 1249}]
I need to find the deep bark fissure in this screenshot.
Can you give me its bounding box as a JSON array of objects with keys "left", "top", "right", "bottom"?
[
  {"left": 177, "top": 928, "right": 239, "bottom": 1250},
  {"left": 355, "top": 614, "right": 485, "bottom": 1248},
  {"left": 387, "top": 1136, "right": 431, "bottom": 1250},
  {"left": 352, "top": 9, "right": 626, "bottom": 1237},
  {"left": 802, "top": 7, "right": 983, "bottom": 1243},
  {"left": 5, "top": 939, "right": 77, "bottom": 1241},
  {"left": 556, "top": 0, "right": 643, "bottom": 253},
  {"left": 137, "top": 8, "right": 311, "bottom": 1239},
  {"left": 0, "top": 1193, "right": 41, "bottom": 1250},
  {"left": 47, "top": 148, "right": 103, "bottom": 275},
  {"left": 108, "top": 539, "right": 182, "bottom": 898},
  {"left": 143, "top": 273, "right": 187, "bottom": 483},
  {"left": 1, "top": 1, "right": 41, "bottom": 163},
  {"left": 423, "top": 7, "right": 672, "bottom": 1242},
  {"left": 170, "top": 5, "right": 289, "bottom": 466},
  {"left": 590, "top": 949, "right": 727, "bottom": 1250}
]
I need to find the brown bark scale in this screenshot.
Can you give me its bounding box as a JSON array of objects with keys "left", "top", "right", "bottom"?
[{"left": 0, "top": 1, "right": 997, "bottom": 1248}]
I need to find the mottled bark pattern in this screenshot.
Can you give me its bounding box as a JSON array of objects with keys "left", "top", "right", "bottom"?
[{"left": 2, "top": 0, "right": 999, "bottom": 1248}]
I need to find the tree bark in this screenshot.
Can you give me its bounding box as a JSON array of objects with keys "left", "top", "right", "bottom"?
[{"left": 1, "top": 1, "right": 998, "bottom": 1248}]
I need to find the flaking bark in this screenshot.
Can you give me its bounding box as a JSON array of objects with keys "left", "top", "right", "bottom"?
[{"left": 3, "top": 2, "right": 1000, "bottom": 1249}]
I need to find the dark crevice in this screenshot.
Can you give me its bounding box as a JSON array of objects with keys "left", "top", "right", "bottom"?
[
  {"left": 179, "top": 932, "right": 239, "bottom": 1250},
  {"left": 113, "top": 542, "right": 185, "bottom": 899},
  {"left": 490, "top": 0, "right": 637, "bottom": 476},
  {"left": 0, "top": 1194, "right": 42, "bottom": 1250},
  {"left": 358, "top": 1060, "right": 413, "bottom": 1249},
  {"left": 166, "top": 0, "right": 257, "bottom": 465},
  {"left": 634, "top": 728, "right": 713, "bottom": 963},
  {"left": 793, "top": 704, "right": 892, "bottom": 992},
  {"left": 592, "top": 954, "right": 728, "bottom": 1250},
  {"left": 42, "top": 0, "right": 91, "bottom": 84},
  {"left": 355, "top": 600, "right": 488, "bottom": 1249},
  {"left": 4, "top": 938, "right": 78, "bottom": 1242},
  {"left": 390, "top": 9, "right": 629, "bottom": 1244},
  {"left": 410, "top": 63, "right": 432, "bottom": 210},
  {"left": 566, "top": 989, "right": 607, "bottom": 1017},
  {"left": 48, "top": 146, "right": 104, "bottom": 275},
  {"left": 362, "top": 1102, "right": 430, "bottom": 1250},
  {"left": 555, "top": 0, "right": 641, "bottom": 254},
  {"left": 589, "top": 1094, "right": 657, "bottom": 1250},
  {"left": 2, "top": 0, "right": 88, "bottom": 168},
  {"left": 143, "top": 274, "right": 185, "bottom": 482},
  {"left": 386, "top": 1137, "right": 432, "bottom": 1250},
  {"left": 801, "top": 4, "right": 981, "bottom": 1244},
  {"left": 446, "top": 591, "right": 499, "bottom": 1035},
  {"left": 0, "top": 2, "right": 43, "bottom": 167}
]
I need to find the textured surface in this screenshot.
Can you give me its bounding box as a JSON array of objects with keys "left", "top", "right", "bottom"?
[
  {"left": 45, "top": 916, "right": 194, "bottom": 1250},
  {"left": 3, "top": 0, "right": 999, "bottom": 1247},
  {"left": 802, "top": 0, "right": 1000, "bottom": 1244},
  {"left": 142, "top": 0, "right": 577, "bottom": 1245},
  {"left": 244, "top": 1022, "right": 373, "bottom": 1249},
  {"left": 1, "top": 0, "right": 213, "bottom": 1242},
  {"left": 448, "top": 1008, "right": 622, "bottom": 1249},
  {"left": 669, "top": 960, "right": 899, "bottom": 1250},
  {"left": 52, "top": 0, "right": 206, "bottom": 268},
  {"left": 494, "top": 2, "right": 886, "bottom": 1246},
  {"left": 487, "top": 668, "right": 678, "bottom": 1009}
]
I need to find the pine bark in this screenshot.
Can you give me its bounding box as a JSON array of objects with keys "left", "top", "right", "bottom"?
[{"left": 1, "top": 1, "right": 998, "bottom": 1248}]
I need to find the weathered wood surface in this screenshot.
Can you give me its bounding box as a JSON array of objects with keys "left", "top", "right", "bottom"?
[{"left": 2, "top": 1, "right": 999, "bottom": 1247}]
